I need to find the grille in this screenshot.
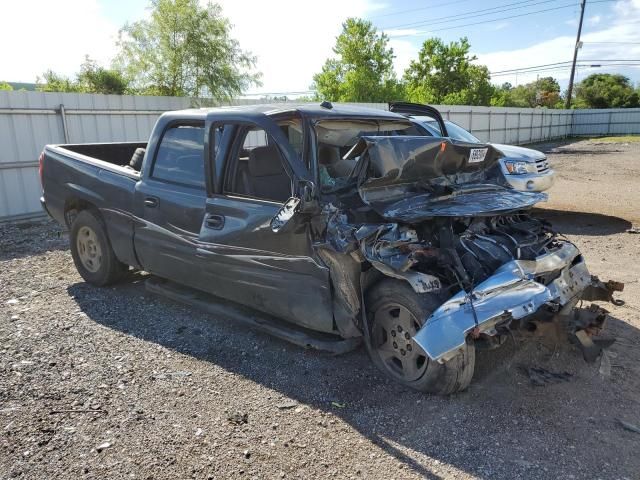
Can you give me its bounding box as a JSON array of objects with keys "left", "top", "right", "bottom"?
[{"left": 535, "top": 157, "right": 550, "bottom": 173}]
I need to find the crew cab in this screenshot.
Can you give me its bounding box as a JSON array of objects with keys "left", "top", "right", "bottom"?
[
  {"left": 391, "top": 103, "right": 555, "bottom": 192},
  {"left": 40, "top": 103, "right": 622, "bottom": 395}
]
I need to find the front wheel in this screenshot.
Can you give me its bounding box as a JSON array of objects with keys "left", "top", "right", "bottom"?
[
  {"left": 366, "top": 279, "right": 475, "bottom": 395},
  {"left": 69, "top": 209, "right": 127, "bottom": 286}
]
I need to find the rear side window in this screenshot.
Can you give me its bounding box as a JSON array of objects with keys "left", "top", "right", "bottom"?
[{"left": 152, "top": 124, "right": 205, "bottom": 188}]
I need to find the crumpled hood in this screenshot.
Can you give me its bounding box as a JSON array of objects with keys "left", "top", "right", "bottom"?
[
  {"left": 491, "top": 143, "right": 546, "bottom": 161},
  {"left": 348, "top": 136, "right": 547, "bottom": 221}
]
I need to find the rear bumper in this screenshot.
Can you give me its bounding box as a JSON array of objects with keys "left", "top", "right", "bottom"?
[
  {"left": 40, "top": 196, "right": 52, "bottom": 218},
  {"left": 413, "top": 242, "right": 600, "bottom": 361},
  {"left": 504, "top": 169, "right": 555, "bottom": 192}
]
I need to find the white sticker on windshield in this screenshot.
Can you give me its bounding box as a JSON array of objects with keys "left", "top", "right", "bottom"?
[{"left": 469, "top": 148, "right": 488, "bottom": 163}]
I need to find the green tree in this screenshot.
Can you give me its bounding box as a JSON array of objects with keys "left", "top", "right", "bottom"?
[
  {"left": 115, "top": 0, "right": 260, "bottom": 98},
  {"left": 492, "top": 77, "right": 562, "bottom": 108},
  {"left": 36, "top": 70, "right": 81, "bottom": 93},
  {"left": 312, "top": 18, "right": 403, "bottom": 102},
  {"left": 0, "top": 82, "right": 13, "bottom": 91},
  {"left": 78, "top": 56, "right": 129, "bottom": 94},
  {"left": 403, "top": 37, "right": 493, "bottom": 105},
  {"left": 574, "top": 73, "right": 639, "bottom": 108}
]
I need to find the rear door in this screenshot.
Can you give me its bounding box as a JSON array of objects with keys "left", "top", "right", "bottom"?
[
  {"left": 196, "top": 112, "right": 335, "bottom": 333},
  {"left": 133, "top": 122, "right": 208, "bottom": 288}
]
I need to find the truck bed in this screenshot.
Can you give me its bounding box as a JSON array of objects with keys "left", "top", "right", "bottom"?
[{"left": 59, "top": 142, "right": 147, "bottom": 169}]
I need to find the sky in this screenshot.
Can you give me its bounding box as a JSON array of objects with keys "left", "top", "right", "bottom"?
[{"left": 1, "top": 0, "right": 639, "bottom": 95}]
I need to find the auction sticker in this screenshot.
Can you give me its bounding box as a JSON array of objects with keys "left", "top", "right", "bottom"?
[{"left": 469, "top": 148, "right": 488, "bottom": 163}]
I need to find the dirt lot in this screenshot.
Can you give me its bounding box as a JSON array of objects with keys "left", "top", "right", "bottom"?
[{"left": 1, "top": 138, "right": 639, "bottom": 479}]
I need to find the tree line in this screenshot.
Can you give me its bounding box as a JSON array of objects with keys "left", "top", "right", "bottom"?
[
  {"left": 2, "top": 3, "right": 639, "bottom": 109},
  {"left": 312, "top": 18, "right": 640, "bottom": 109}
]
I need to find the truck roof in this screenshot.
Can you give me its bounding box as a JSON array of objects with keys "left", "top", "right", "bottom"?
[{"left": 161, "top": 103, "right": 407, "bottom": 122}]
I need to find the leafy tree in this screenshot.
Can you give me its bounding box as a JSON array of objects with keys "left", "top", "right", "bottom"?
[
  {"left": 0, "top": 82, "right": 13, "bottom": 91},
  {"left": 36, "top": 70, "right": 82, "bottom": 93},
  {"left": 574, "top": 73, "right": 639, "bottom": 108},
  {"left": 492, "top": 77, "right": 562, "bottom": 108},
  {"left": 115, "top": 0, "right": 260, "bottom": 98},
  {"left": 312, "top": 18, "right": 403, "bottom": 102},
  {"left": 78, "top": 57, "right": 129, "bottom": 94},
  {"left": 403, "top": 37, "right": 493, "bottom": 105}
]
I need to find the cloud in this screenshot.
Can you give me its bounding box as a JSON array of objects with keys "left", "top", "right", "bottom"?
[
  {"left": 0, "top": 0, "right": 118, "bottom": 83},
  {"left": 587, "top": 14, "right": 602, "bottom": 25},
  {"left": 214, "top": 0, "right": 386, "bottom": 96},
  {"left": 476, "top": 0, "right": 640, "bottom": 86}
]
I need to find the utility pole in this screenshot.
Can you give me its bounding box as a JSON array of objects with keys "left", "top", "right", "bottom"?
[{"left": 565, "top": 0, "right": 587, "bottom": 108}]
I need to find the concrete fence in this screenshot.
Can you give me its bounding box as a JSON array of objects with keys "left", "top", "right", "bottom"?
[{"left": 1, "top": 91, "right": 639, "bottom": 222}]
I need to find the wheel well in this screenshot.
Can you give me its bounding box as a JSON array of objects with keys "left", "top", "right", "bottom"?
[{"left": 63, "top": 198, "right": 99, "bottom": 228}]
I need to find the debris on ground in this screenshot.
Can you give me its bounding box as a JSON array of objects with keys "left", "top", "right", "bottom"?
[
  {"left": 626, "top": 227, "right": 640, "bottom": 234},
  {"left": 95, "top": 441, "right": 112, "bottom": 453},
  {"left": 522, "top": 367, "right": 573, "bottom": 386},
  {"left": 616, "top": 418, "right": 640, "bottom": 435},
  {"left": 599, "top": 350, "right": 612, "bottom": 378},
  {"left": 276, "top": 401, "right": 298, "bottom": 410},
  {"left": 226, "top": 412, "right": 248, "bottom": 425}
]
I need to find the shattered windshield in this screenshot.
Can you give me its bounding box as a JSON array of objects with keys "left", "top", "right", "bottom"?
[{"left": 315, "top": 119, "right": 424, "bottom": 188}]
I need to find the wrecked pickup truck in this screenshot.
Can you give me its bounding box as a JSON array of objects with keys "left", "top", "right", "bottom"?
[{"left": 40, "top": 102, "right": 623, "bottom": 394}]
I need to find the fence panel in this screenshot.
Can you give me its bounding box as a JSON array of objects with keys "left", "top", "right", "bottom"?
[{"left": 1, "top": 91, "right": 639, "bottom": 222}]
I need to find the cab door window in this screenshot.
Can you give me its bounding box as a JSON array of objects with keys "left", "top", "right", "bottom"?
[
  {"left": 152, "top": 124, "right": 205, "bottom": 189},
  {"left": 223, "top": 127, "right": 293, "bottom": 203}
]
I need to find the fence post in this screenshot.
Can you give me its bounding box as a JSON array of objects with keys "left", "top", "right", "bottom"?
[
  {"left": 504, "top": 111, "right": 508, "bottom": 143},
  {"left": 469, "top": 109, "right": 473, "bottom": 134},
  {"left": 58, "top": 103, "right": 70, "bottom": 143},
  {"left": 487, "top": 109, "right": 492, "bottom": 142},
  {"left": 446, "top": 110, "right": 451, "bottom": 120},
  {"left": 607, "top": 110, "right": 613, "bottom": 135},
  {"left": 569, "top": 110, "right": 576, "bottom": 137},
  {"left": 549, "top": 112, "right": 553, "bottom": 139},
  {"left": 529, "top": 112, "right": 533, "bottom": 143},
  {"left": 517, "top": 112, "right": 521, "bottom": 144}
]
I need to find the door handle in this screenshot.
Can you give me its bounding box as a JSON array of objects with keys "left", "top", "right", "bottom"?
[
  {"left": 144, "top": 196, "right": 159, "bottom": 208},
  {"left": 205, "top": 214, "right": 225, "bottom": 230}
]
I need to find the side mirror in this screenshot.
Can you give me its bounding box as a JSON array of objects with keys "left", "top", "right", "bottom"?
[
  {"left": 298, "top": 180, "right": 319, "bottom": 213},
  {"left": 270, "top": 197, "right": 301, "bottom": 233}
]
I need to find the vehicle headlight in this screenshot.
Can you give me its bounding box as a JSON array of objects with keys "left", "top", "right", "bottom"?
[{"left": 504, "top": 160, "right": 537, "bottom": 175}]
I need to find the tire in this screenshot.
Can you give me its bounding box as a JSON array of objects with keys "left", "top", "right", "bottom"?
[
  {"left": 365, "top": 279, "right": 475, "bottom": 395},
  {"left": 69, "top": 209, "right": 127, "bottom": 286}
]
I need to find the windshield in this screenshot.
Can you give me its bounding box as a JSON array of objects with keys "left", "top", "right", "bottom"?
[
  {"left": 315, "top": 119, "right": 427, "bottom": 188},
  {"left": 412, "top": 116, "right": 481, "bottom": 143}
]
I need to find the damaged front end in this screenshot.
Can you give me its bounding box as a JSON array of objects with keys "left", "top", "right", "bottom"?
[{"left": 285, "top": 135, "right": 624, "bottom": 364}]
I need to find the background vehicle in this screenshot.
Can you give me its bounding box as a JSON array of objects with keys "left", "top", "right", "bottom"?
[
  {"left": 40, "top": 103, "right": 619, "bottom": 395},
  {"left": 392, "top": 103, "right": 555, "bottom": 192}
]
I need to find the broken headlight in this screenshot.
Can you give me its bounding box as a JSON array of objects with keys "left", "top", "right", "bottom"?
[{"left": 504, "top": 160, "right": 538, "bottom": 175}]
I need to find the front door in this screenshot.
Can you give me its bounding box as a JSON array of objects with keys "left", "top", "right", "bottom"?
[{"left": 197, "top": 113, "right": 334, "bottom": 333}]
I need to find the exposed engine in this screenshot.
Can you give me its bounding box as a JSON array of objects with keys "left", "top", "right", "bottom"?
[{"left": 416, "top": 214, "right": 558, "bottom": 292}]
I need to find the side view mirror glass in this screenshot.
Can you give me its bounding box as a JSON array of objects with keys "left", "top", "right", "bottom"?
[{"left": 270, "top": 197, "right": 301, "bottom": 233}]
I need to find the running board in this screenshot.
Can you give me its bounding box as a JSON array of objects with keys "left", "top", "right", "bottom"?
[{"left": 146, "top": 277, "right": 362, "bottom": 355}]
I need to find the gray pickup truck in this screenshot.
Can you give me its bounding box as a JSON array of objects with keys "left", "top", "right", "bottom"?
[{"left": 40, "top": 102, "right": 622, "bottom": 395}]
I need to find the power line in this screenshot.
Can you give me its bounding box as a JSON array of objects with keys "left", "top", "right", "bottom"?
[
  {"left": 489, "top": 59, "right": 640, "bottom": 74},
  {"left": 379, "top": 0, "right": 559, "bottom": 30},
  {"left": 385, "top": 0, "right": 616, "bottom": 37},
  {"left": 490, "top": 63, "right": 640, "bottom": 77},
  {"left": 368, "top": 0, "right": 474, "bottom": 20}
]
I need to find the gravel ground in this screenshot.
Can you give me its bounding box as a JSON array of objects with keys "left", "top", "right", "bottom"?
[{"left": 1, "top": 138, "right": 639, "bottom": 480}]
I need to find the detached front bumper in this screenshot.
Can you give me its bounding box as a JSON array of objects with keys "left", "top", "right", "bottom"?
[{"left": 413, "top": 242, "right": 620, "bottom": 362}]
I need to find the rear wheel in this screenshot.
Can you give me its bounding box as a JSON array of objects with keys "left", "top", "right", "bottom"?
[
  {"left": 70, "top": 210, "right": 127, "bottom": 286},
  {"left": 366, "top": 279, "right": 475, "bottom": 395}
]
